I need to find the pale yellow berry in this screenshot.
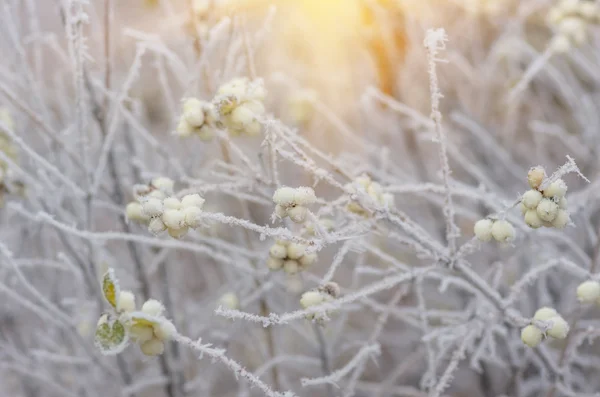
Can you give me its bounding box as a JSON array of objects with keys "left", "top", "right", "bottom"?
[
  {"left": 162, "top": 209, "right": 185, "bottom": 229},
  {"left": 168, "top": 226, "right": 189, "bottom": 239},
  {"left": 118, "top": 291, "right": 136, "bottom": 312},
  {"left": 176, "top": 118, "right": 194, "bottom": 138},
  {"left": 181, "top": 194, "right": 205, "bottom": 209},
  {"left": 474, "top": 219, "right": 493, "bottom": 242},
  {"left": 551, "top": 209, "right": 570, "bottom": 229},
  {"left": 525, "top": 210, "right": 543, "bottom": 229},
  {"left": 300, "top": 290, "right": 324, "bottom": 309},
  {"left": 273, "top": 187, "right": 297, "bottom": 207},
  {"left": 163, "top": 197, "right": 182, "bottom": 210},
  {"left": 547, "top": 316, "right": 569, "bottom": 339},
  {"left": 299, "top": 253, "right": 317, "bottom": 267},
  {"left": 126, "top": 202, "right": 149, "bottom": 223},
  {"left": 183, "top": 206, "right": 202, "bottom": 228},
  {"left": 142, "top": 198, "right": 164, "bottom": 217},
  {"left": 219, "top": 293, "right": 240, "bottom": 310},
  {"left": 183, "top": 98, "right": 206, "bottom": 127},
  {"left": 543, "top": 179, "right": 568, "bottom": 199},
  {"left": 519, "top": 202, "right": 528, "bottom": 215},
  {"left": 269, "top": 243, "right": 288, "bottom": 259},
  {"left": 140, "top": 338, "right": 165, "bottom": 356},
  {"left": 547, "top": 7, "right": 564, "bottom": 25},
  {"left": 534, "top": 307, "right": 558, "bottom": 321},
  {"left": 267, "top": 256, "right": 284, "bottom": 270},
  {"left": 151, "top": 177, "right": 174, "bottom": 195},
  {"left": 130, "top": 324, "right": 154, "bottom": 342},
  {"left": 577, "top": 280, "right": 600, "bottom": 303},
  {"left": 522, "top": 190, "right": 543, "bottom": 209},
  {"left": 294, "top": 187, "right": 316, "bottom": 206},
  {"left": 286, "top": 243, "right": 306, "bottom": 260},
  {"left": 287, "top": 205, "right": 307, "bottom": 223},
  {"left": 142, "top": 299, "right": 164, "bottom": 316},
  {"left": 491, "top": 220, "right": 515, "bottom": 243},
  {"left": 527, "top": 167, "right": 546, "bottom": 189},
  {"left": 521, "top": 325, "right": 543, "bottom": 348},
  {"left": 536, "top": 199, "right": 559, "bottom": 222},
  {"left": 283, "top": 259, "right": 299, "bottom": 274},
  {"left": 148, "top": 218, "right": 167, "bottom": 234},
  {"left": 550, "top": 34, "right": 572, "bottom": 54},
  {"left": 153, "top": 320, "right": 176, "bottom": 340}
]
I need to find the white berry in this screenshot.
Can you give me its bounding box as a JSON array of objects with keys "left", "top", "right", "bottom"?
[
  {"left": 577, "top": 280, "right": 600, "bottom": 303},
  {"left": 521, "top": 325, "right": 543, "bottom": 348},
  {"left": 474, "top": 219, "right": 493, "bottom": 242}
]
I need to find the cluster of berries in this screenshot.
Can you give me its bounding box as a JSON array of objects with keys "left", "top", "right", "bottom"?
[
  {"left": 267, "top": 240, "right": 317, "bottom": 274},
  {"left": 520, "top": 166, "right": 570, "bottom": 229},
  {"left": 520, "top": 307, "right": 569, "bottom": 348},
  {"left": 176, "top": 78, "right": 266, "bottom": 140},
  {"left": 125, "top": 177, "right": 205, "bottom": 239}
]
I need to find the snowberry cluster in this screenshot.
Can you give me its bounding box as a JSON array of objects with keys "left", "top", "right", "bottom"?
[
  {"left": 175, "top": 77, "right": 266, "bottom": 140},
  {"left": 214, "top": 77, "right": 266, "bottom": 137},
  {"left": 520, "top": 307, "right": 569, "bottom": 348},
  {"left": 520, "top": 166, "right": 570, "bottom": 229},
  {"left": 547, "top": 0, "right": 600, "bottom": 52},
  {"left": 346, "top": 174, "right": 394, "bottom": 216},
  {"left": 95, "top": 270, "right": 176, "bottom": 357},
  {"left": 576, "top": 280, "right": 600, "bottom": 305},
  {"left": 300, "top": 282, "right": 340, "bottom": 324},
  {"left": 126, "top": 177, "right": 205, "bottom": 239},
  {"left": 266, "top": 240, "right": 317, "bottom": 274},
  {"left": 272, "top": 186, "right": 316, "bottom": 223},
  {"left": 473, "top": 219, "right": 515, "bottom": 243},
  {"left": 176, "top": 98, "right": 218, "bottom": 141}
]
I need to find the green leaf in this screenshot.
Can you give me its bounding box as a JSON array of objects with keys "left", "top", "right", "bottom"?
[
  {"left": 101, "top": 269, "right": 120, "bottom": 309},
  {"left": 94, "top": 314, "right": 129, "bottom": 355}
]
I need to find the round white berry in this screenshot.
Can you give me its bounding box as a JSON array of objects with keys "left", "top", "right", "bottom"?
[
  {"left": 300, "top": 290, "right": 324, "bottom": 309},
  {"left": 527, "top": 167, "right": 546, "bottom": 189},
  {"left": 266, "top": 256, "right": 284, "bottom": 270},
  {"left": 283, "top": 259, "right": 299, "bottom": 274},
  {"left": 273, "top": 187, "right": 297, "bottom": 207},
  {"left": 577, "top": 280, "right": 600, "bottom": 303},
  {"left": 183, "top": 206, "right": 202, "bottom": 228},
  {"left": 286, "top": 243, "right": 306, "bottom": 260},
  {"left": 140, "top": 338, "right": 165, "bottom": 356},
  {"left": 182, "top": 98, "right": 205, "bottom": 127},
  {"left": 151, "top": 177, "right": 174, "bottom": 195},
  {"left": 230, "top": 104, "right": 255, "bottom": 127},
  {"left": 163, "top": 197, "right": 182, "bottom": 210},
  {"left": 148, "top": 218, "right": 167, "bottom": 234},
  {"left": 181, "top": 194, "right": 205, "bottom": 209},
  {"left": 168, "top": 226, "right": 189, "bottom": 239},
  {"left": 534, "top": 307, "right": 558, "bottom": 321},
  {"left": 142, "top": 198, "right": 164, "bottom": 218},
  {"left": 549, "top": 34, "right": 572, "bottom": 54},
  {"left": 551, "top": 209, "right": 570, "bottom": 229},
  {"left": 522, "top": 190, "right": 543, "bottom": 209},
  {"left": 521, "top": 325, "right": 543, "bottom": 348},
  {"left": 245, "top": 120, "right": 262, "bottom": 136},
  {"left": 294, "top": 187, "right": 316, "bottom": 206},
  {"left": 525, "top": 210, "right": 543, "bottom": 229},
  {"left": 474, "top": 219, "right": 493, "bottom": 242},
  {"left": 519, "top": 202, "right": 528, "bottom": 215},
  {"left": 142, "top": 299, "right": 165, "bottom": 317},
  {"left": 153, "top": 320, "right": 176, "bottom": 340},
  {"left": 162, "top": 209, "right": 185, "bottom": 229},
  {"left": 129, "top": 324, "right": 154, "bottom": 342},
  {"left": 274, "top": 204, "right": 287, "bottom": 218},
  {"left": 219, "top": 293, "right": 240, "bottom": 310},
  {"left": 176, "top": 118, "right": 194, "bottom": 138},
  {"left": 126, "top": 202, "right": 149, "bottom": 223},
  {"left": 536, "top": 199, "right": 559, "bottom": 222},
  {"left": 543, "top": 179, "right": 568, "bottom": 199},
  {"left": 547, "top": 316, "right": 569, "bottom": 339},
  {"left": 491, "top": 220, "right": 515, "bottom": 243},
  {"left": 269, "top": 243, "right": 288, "bottom": 259},
  {"left": 287, "top": 205, "right": 307, "bottom": 223},
  {"left": 299, "top": 253, "right": 317, "bottom": 267},
  {"left": 275, "top": 239, "right": 290, "bottom": 247},
  {"left": 118, "top": 290, "right": 136, "bottom": 313},
  {"left": 147, "top": 190, "right": 167, "bottom": 200}
]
